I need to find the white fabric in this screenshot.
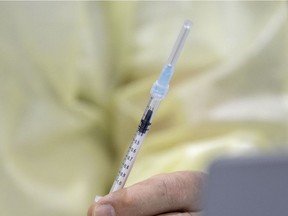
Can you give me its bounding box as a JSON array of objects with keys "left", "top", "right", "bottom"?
[{"left": 0, "top": 2, "right": 287, "bottom": 215}]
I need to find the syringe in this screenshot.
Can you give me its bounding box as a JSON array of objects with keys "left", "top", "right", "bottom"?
[{"left": 96, "top": 20, "right": 192, "bottom": 199}]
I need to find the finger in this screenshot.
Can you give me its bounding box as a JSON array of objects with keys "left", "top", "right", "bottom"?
[
  {"left": 157, "top": 211, "right": 202, "bottom": 216},
  {"left": 91, "top": 171, "right": 205, "bottom": 216}
]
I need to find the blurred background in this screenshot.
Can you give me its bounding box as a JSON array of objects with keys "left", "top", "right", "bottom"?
[{"left": 0, "top": 1, "right": 287, "bottom": 216}]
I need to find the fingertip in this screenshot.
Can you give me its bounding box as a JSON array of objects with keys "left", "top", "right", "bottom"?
[
  {"left": 87, "top": 202, "right": 97, "bottom": 216},
  {"left": 93, "top": 204, "right": 116, "bottom": 216},
  {"left": 87, "top": 195, "right": 104, "bottom": 216}
]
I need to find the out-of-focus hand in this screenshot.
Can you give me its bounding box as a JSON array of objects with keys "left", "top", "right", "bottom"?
[{"left": 87, "top": 171, "right": 205, "bottom": 216}]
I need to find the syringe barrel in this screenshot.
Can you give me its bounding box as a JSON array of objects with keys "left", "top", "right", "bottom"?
[{"left": 109, "top": 97, "right": 161, "bottom": 193}]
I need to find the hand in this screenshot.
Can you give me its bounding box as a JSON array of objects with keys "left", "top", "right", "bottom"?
[{"left": 87, "top": 171, "right": 205, "bottom": 216}]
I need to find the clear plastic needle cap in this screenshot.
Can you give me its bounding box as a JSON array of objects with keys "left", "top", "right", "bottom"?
[{"left": 167, "top": 20, "right": 192, "bottom": 67}]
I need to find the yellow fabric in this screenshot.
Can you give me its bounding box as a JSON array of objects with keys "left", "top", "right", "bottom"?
[{"left": 0, "top": 2, "right": 287, "bottom": 216}]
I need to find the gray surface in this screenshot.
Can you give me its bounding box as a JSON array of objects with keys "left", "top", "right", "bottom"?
[{"left": 203, "top": 155, "right": 288, "bottom": 216}]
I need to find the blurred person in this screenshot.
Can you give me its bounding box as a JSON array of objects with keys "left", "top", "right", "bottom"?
[{"left": 0, "top": 1, "right": 287, "bottom": 216}]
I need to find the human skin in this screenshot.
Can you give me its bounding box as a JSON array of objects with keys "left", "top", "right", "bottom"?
[{"left": 87, "top": 171, "right": 205, "bottom": 216}]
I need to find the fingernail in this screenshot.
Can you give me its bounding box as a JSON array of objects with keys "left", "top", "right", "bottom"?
[
  {"left": 93, "top": 204, "right": 115, "bottom": 216},
  {"left": 95, "top": 195, "right": 103, "bottom": 202}
]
